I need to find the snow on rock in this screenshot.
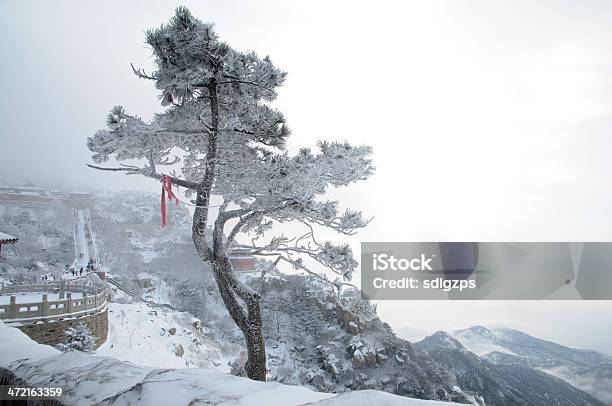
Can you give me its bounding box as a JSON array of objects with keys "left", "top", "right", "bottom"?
[
  {"left": 347, "top": 336, "right": 381, "bottom": 369},
  {"left": 0, "top": 321, "right": 460, "bottom": 406}
]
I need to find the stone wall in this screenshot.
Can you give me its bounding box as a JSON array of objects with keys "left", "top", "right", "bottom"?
[{"left": 16, "top": 309, "right": 108, "bottom": 349}]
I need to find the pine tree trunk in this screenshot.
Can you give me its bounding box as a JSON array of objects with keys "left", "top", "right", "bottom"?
[
  {"left": 209, "top": 254, "right": 267, "bottom": 381},
  {"left": 190, "top": 80, "right": 267, "bottom": 381},
  {"left": 243, "top": 292, "right": 266, "bottom": 381},
  {"left": 244, "top": 324, "right": 266, "bottom": 380}
]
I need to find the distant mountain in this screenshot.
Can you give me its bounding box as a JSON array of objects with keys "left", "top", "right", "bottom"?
[
  {"left": 452, "top": 326, "right": 612, "bottom": 405},
  {"left": 454, "top": 325, "right": 612, "bottom": 367},
  {"left": 413, "top": 330, "right": 467, "bottom": 353},
  {"left": 415, "top": 331, "right": 607, "bottom": 406}
]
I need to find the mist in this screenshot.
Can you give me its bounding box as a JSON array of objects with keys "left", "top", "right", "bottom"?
[{"left": 2, "top": 0, "right": 612, "bottom": 354}]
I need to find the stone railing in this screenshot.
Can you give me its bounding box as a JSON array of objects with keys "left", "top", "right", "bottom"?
[{"left": 0, "top": 281, "right": 107, "bottom": 323}]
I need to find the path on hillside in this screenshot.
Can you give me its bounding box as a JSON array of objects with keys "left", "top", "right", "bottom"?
[
  {"left": 73, "top": 208, "right": 99, "bottom": 270},
  {"left": 70, "top": 208, "right": 182, "bottom": 312}
]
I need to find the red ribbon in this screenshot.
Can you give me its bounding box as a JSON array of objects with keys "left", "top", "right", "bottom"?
[{"left": 161, "top": 175, "right": 179, "bottom": 227}]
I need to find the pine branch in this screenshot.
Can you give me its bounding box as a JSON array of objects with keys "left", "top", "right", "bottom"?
[
  {"left": 86, "top": 164, "right": 139, "bottom": 174},
  {"left": 86, "top": 164, "right": 198, "bottom": 189},
  {"left": 218, "top": 76, "right": 275, "bottom": 92},
  {"left": 275, "top": 254, "right": 356, "bottom": 291},
  {"left": 130, "top": 63, "right": 157, "bottom": 80}
]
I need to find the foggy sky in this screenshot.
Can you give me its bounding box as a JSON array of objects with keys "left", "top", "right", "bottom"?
[{"left": 1, "top": 0, "right": 612, "bottom": 353}]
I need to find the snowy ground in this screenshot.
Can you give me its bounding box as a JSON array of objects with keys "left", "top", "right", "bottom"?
[
  {"left": 0, "top": 291, "right": 83, "bottom": 304},
  {"left": 96, "top": 302, "right": 233, "bottom": 371},
  {"left": 310, "top": 391, "right": 465, "bottom": 406},
  {"left": 0, "top": 321, "right": 461, "bottom": 406}
]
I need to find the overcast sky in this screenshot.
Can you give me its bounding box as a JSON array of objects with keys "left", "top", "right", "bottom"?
[{"left": 1, "top": 0, "right": 612, "bottom": 353}]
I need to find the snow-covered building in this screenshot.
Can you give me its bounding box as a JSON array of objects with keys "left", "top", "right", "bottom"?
[
  {"left": 0, "top": 190, "right": 55, "bottom": 205},
  {"left": 0, "top": 231, "right": 18, "bottom": 257},
  {"left": 67, "top": 191, "right": 95, "bottom": 208},
  {"left": 69, "top": 191, "right": 93, "bottom": 199},
  {"left": 0, "top": 186, "right": 96, "bottom": 207},
  {"left": 228, "top": 248, "right": 256, "bottom": 272},
  {"left": 0, "top": 185, "right": 61, "bottom": 205},
  {"left": 12, "top": 186, "right": 47, "bottom": 195}
]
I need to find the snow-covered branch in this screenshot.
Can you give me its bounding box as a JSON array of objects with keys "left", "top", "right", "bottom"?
[
  {"left": 130, "top": 63, "right": 157, "bottom": 81},
  {"left": 275, "top": 254, "right": 357, "bottom": 292},
  {"left": 86, "top": 164, "right": 198, "bottom": 190},
  {"left": 237, "top": 232, "right": 359, "bottom": 282}
]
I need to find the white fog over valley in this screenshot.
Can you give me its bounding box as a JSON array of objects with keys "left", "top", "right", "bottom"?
[{"left": 1, "top": 0, "right": 612, "bottom": 369}]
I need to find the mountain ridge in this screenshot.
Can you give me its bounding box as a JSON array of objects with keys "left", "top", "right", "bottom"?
[{"left": 451, "top": 325, "right": 612, "bottom": 404}]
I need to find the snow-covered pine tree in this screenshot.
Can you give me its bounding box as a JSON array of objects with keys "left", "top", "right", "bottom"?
[
  {"left": 87, "top": 7, "right": 374, "bottom": 381},
  {"left": 338, "top": 288, "right": 377, "bottom": 325},
  {"left": 57, "top": 322, "right": 97, "bottom": 353}
]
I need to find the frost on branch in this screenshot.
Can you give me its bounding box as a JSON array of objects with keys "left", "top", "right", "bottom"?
[
  {"left": 87, "top": 7, "right": 374, "bottom": 285},
  {"left": 338, "top": 289, "right": 377, "bottom": 325},
  {"left": 87, "top": 6, "right": 374, "bottom": 380},
  {"left": 314, "top": 242, "right": 358, "bottom": 281}
]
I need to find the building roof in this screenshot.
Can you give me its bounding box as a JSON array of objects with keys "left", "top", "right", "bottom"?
[{"left": 0, "top": 231, "right": 18, "bottom": 244}]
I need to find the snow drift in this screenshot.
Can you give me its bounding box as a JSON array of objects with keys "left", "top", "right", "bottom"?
[{"left": 0, "top": 321, "right": 460, "bottom": 405}]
